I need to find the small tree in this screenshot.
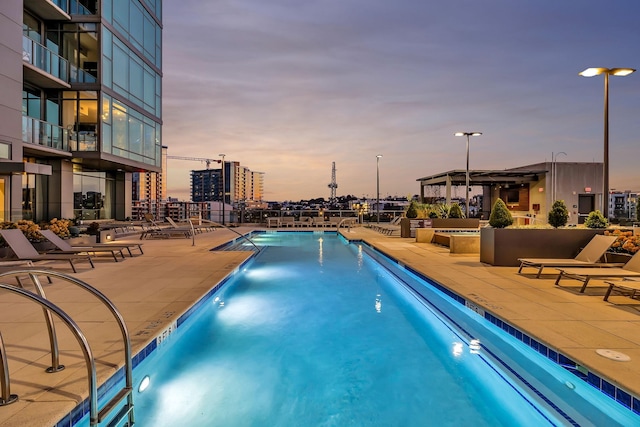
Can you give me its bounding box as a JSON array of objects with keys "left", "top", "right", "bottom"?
[
  {"left": 584, "top": 210, "right": 608, "bottom": 229},
  {"left": 448, "top": 203, "right": 464, "bottom": 219},
  {"left": 489, "top": 199, "right": 514, "bottom": 228},
  {"left": 548, "top": 200, "right": 569, "bottom": 228},
  {"left": 405, "top": 201, "right": 418, "bottom": 219}
]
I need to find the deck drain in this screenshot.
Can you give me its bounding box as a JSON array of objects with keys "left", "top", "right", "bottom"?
[{"left": 596, "top": 349, "right": 631, "bottom": 362}]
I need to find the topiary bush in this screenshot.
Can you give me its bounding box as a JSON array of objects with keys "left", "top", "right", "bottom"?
[
  {"left": 584, "top": 210, "right": 608, "bottom": 229},
  {"left": 448, "top": 203, "right": 464, "bottom": 219},
  {"left": 548, "top": 200, "right": 569, "bottom": 228},
  {"left": 405, "top": 201, "right": 418, "bottom": 219},
  {"left": 488, "top": 199, "right": 514, "bottom": 228}
]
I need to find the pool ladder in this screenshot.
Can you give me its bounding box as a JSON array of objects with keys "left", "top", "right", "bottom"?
[{"left": 0, "top": 269, "right": 134, "bottom": 426}]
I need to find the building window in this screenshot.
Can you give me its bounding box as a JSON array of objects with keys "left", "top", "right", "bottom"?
[{"left": 73, "top": 168, "right": 115, "bottom": 220}]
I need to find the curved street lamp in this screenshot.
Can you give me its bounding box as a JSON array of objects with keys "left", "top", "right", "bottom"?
[
  {"left": 579, "top": 67, "right": 635, "bottom": 219},
  {"left": 454, "top": 132, "right": 482, "bottom": 217}
]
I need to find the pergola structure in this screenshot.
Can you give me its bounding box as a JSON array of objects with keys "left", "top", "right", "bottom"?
[{"left": 417, "top": 168, "right": 547, "bottom": 218}]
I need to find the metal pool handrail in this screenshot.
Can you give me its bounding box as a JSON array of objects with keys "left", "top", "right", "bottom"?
[
  {"left": 0, "top": 269, "right": 135, "bottom": 426},
  {"left": 0, "top": 284, "right": 96, "bottom": 419}
]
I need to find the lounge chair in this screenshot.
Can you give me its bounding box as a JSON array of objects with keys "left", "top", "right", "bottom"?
[
  {"left": 554, "top": 251, "right": 640, "bottom": 293},
  {"left": 40, "top": 229, "right": 143, "bottom": 258},
  {"left": 517, "top": 235, "right": 620, "bottom": 278},
  {"left": 140, "top": 219, "right": 170, "bottom": 239},
  {"left": 189, "top": 217, "right": 217, "bottom": 232},
  {"left": 266, "top": 217, "right": 280, "bottom": 228},
  {"left": 295, "top": 217, "right": 311, "bottom": 227},
  {"left": 313, "top": 217, "right": 327, "bottom": 227},
  {"left": 0, "top": 229, "right": 94, "bottom": 273},
  {"left": 603, "top": 278, "right": 640, "bottom": 301},
  {"left": 164, "top": 217, "right": 194, "bottom": 237}
]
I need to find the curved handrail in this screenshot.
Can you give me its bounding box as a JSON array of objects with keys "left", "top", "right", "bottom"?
[
  {"left": 0, "top": 269, "right": 134, "bottom": 425},
  {"left": 0, "top": 331, "right": 18, "bottom": 406},
  {"left": 336, "top": 218, "right": 357, "bottom": 233},
  {"left": 198, "top": 220, "right": 261, "bottom": 253},
  {"left": 6, "top": 270, "right": 64, "bottom": 373},
  {"left": 0, "top": 284, "right": 97, "bottom": 423}
]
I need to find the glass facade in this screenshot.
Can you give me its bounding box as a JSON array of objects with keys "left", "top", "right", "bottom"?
[
  {"left": 102, "top": 29, "right": 161, "bottom": 118},
  {"left": 17, "top": 0, "right": 162, "bottom": 221},
  {"left": 101, "top": 0, "right": 163, "bottom": 168}
]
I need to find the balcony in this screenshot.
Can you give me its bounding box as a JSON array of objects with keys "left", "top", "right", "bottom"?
[
  {"left": 22, "top": 116, "right": 72, "bottom": 153},
  {"left": 24, "top": 0, "right": 95, "bottom": 18},
  {"left": 23, "top": 0, "right": 71, "bottom": 20},
  {"left": 23, "top": 36, "right": 71, "bottom": 89}
]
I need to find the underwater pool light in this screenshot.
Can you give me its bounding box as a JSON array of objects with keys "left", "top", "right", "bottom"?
[{"left": 139, "top": 375, "right": 151, "bottom": 393}]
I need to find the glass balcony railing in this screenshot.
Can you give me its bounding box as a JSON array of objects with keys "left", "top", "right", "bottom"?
[
  {"left": 69, "top": 64, "right": 97, "bottom": 83},
  {"left": 22, "top": 116, "right": 71, "bottom": 152},
  {"left": 51, "top": 0, "right": 95, "bottom": 15},
  {"left": 22, "top": 36, "right": 69, "bottom": 83}
]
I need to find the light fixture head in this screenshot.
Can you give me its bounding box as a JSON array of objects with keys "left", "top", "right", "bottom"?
[
  {"left": 579, "top": 67, "right": 636, "bottom": 77},
  {"left": 610, "top": 68, "right": 636, "bottom": 76},
  {"left": 579, "top": 67, "right": 607, "bottom": 77},
  {"left": 376, "top": 154, "right": 382, "bottom": 158},
  {"left": 455, "top": 132, "right": 482, "bottom": 137}
]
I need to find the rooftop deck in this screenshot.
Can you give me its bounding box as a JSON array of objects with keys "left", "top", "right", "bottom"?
[{"left": 0, "top": 226, "right": 638, "bottom": 426}]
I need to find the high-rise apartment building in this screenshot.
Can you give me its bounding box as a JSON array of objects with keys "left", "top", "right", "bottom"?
[
  {"left": 190, "top": 161, "right": 264, "bottom": 204},
  {"left": 0, "top": 0, "right": 162, "bottom": 222}
]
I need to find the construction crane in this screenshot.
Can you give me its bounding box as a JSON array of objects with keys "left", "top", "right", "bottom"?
[
  {"left": 166, "top": 155, "right": 221, "bottom": 169},
  {"left": 328, "top": 161, "right": 338, "bottom": 203}
]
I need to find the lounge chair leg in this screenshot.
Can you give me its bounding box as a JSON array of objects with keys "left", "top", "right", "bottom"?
[
  {"left": 69, "top": 260, "right": 78, "bottom": 273},
  {"left": 579, "top": 278, "right": 591, "bottom": 293},
  {"left": 536, "top": 267, "right": 543, "bottom": 279},
  {"left": 603, "top": 284, "right": 614, "bottom": 301},
  {"left": 554, "top": 273, "right": 563, "bottom": 286},
  {"left": 517, "top": 264, "right": 524, "bottom": 274}
]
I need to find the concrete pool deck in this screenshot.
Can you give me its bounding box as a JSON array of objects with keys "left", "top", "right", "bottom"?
[{"left": 0, "top": 226, "right": 639, "bottom": 426}]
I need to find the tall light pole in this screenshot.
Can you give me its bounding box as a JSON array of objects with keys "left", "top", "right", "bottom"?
[
  {"left": 376, "top": 155, "right": 382, "bottom": 224},
  {"left": 454, "top": 132, "right": 482, "bottom": 217},
  {"left": 579, "top": 67, "right": 635, "bottom": 219},
  {"left": 219, "top": 153, "right": 226, "bottom": 225}
]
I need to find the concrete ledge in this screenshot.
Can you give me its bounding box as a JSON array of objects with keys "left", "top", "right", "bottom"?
[
  {"left": 415, "top": 228, "right": 435, "bottom": 243},
  {"left": 448, "top": 234, "right": 480, "bottom": 254}
]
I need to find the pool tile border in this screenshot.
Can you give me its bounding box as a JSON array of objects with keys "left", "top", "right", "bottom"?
[{"left": 359, "top": 240, "right": 640, "bottom": 417}]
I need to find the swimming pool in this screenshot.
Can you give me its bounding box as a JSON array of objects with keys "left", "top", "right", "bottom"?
[{"left": 73, "top": 232, "right": 639, "bottom": 426}]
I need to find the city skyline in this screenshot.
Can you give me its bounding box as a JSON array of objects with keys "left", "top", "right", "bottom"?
[{"left": 162, "top": 1, "right": 639, "bottom": 202}]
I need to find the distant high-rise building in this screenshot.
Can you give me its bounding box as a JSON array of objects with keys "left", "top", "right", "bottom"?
[
  {"left": 132, "top": 146, "right": 167, "bottom": 219},
  {"left": 190, "top": 161, "right": 264, "bottom": 204},
  {"left": 0, "top": 0, "right": 163, "bottom": 222}
]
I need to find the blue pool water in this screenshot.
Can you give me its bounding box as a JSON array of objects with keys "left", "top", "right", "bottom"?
[{"left": 76, "top": 232, "right": 638, "bottom": 426}]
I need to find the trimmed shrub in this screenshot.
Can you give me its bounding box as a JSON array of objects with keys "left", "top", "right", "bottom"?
[
  {"left": 448, "top": 203, "right": 464, "bottom": 219},
  {"left": 584, "top": 210, "right": 608, "bottom": 229},
  {"left": 547, "top": 200, "right": 569, "bottom": 228},
  {"left": 489, "top": 199, "right": 514, "bottom": 228},
  {"left": 405, "top": 201, "right": 418, "bottom": 219}
]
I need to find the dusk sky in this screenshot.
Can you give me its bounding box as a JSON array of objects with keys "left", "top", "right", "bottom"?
[{"left": 162, "top": 1, "right": 639, "bottom": 202}]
